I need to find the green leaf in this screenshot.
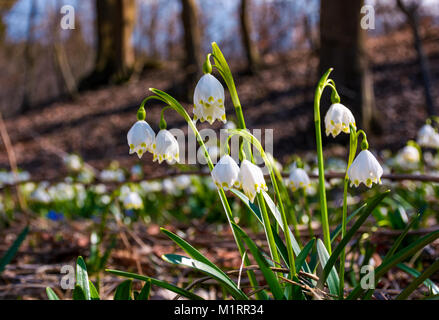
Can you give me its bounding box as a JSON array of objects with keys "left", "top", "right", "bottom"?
[
  {"left": 383, "top": 212, "right": 422, "bottom": 261},
  {"left": 75, "top": 256, "right": 91, "bottom": 300},
  {"left": 160, "top": 228, "right": 224, "bottom": 274},
  {"left": 136, "top": 279, "right": 151, "bottom": 300},
  {"left": 46, "top": 287, "right": 60, "bottom": 300},
  {"left": 106, "top": 269, "right": 204, "bottom": 300},
  {"left": 0, "top": 226, "right": 29, "bottom": 274},
  {"left": 296, "top": 238, "right": 315, "bottom": 272},
  {"left": 261, "top": 191, "right": 302, "bottom": 256},
  {"left": 232, "top": 223, "right": 285, "bottom": 300},
  {"left": 397, "top": 262, "right": 439, "bottom": 297},
  {"left": 162, "top": 254, "right": 248, "bottom": 300},
  {"left": 114, "top": 280, "right": 133, "bottom": 300},
  {"left": 160, "top": 227, "right": 248, "bottom": 299},
  {"left": 348, "top": 230, "right": 439, "bottom": 299},
  {"left": 73, "top": 284, "right": 86, "bottom": 300},
  {"left": 330, "top": 204, "right": 366, "bottom": 243},
  {"left": 88, "top": 280, "right": 100, "bottom": 300},
  {"left": 318, "top": 191, "right": 390, "bottom": 291},
  {"left": 316, "top": 239, "right": 339, "bottom": 295}
]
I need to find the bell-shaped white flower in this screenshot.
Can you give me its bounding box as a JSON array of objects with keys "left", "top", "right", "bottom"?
[
  {"left": 153, "top": 129, "right": 180, "bottom": 164},
  {"left": 127, "top": 120, "right": 156, "bottom": 158},
  {"left": 417, "top": 124, "right": 439, "bottom": 149},
  {"left": 211, "top": 155, "right": 240, "bottom": 190},
  {"left": 347, "top": 150, "right": 383, "bottom": 188},
  {"left": 239, "top": 160, "right": 268, "bottom": 202},
  {"left": 123, "top": 192, "right": 143, "bottom": 210},
  {"left": 63, "top": 154, "right": 82, "bottom": 171},
  {"left": 288, "top": 167, "right": 311, "bottom": 191},
  {"left": 395, "top": 145, "right": 420, "bottom": 169},
  {"left": 400, "top": 145, "right": 420, "bottom": 163},
  {"left": 325, "top": 103, "right": 356, "bottom": 138},
  {"left": 193, "top": 74, "right": 226, "bottom": 124}
]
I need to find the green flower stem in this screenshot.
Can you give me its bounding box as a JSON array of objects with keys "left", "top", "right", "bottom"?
[
  {"left": 339, "top": 125, "right": 358, "bottom": 299},
  {"left": 143, "top": 90, "right": 260, "bottom": 298},
  {"left": 302, "top": 189, "right": 314, "bottom": 239},
  {"left": 314, "top": 68, "right": 334, "bottom": 254},
  {"left": 211, "top": 45, "right": 283, "bottom": 269},
  {"left": 212, "top": 45, "right": 294, "bottom": 275},
  {"left": 270, "top": 156, "right": 302, "bottom": 243}
]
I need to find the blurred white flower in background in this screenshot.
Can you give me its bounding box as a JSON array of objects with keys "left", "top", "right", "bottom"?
[
  {"left": 123, "top": 192, "right": 143, "bottom": 210},
  {"left": 63, "top": 154, "right": 83, "bottom": 172},
  {"left": 30, "top": 187, "right": 51, "bottom": 203},
  {"left": 395, "top": 145, "right": 420, "bottom": 170},
  {"left": 288, "top": 165, "right": 311, "bottom": 192},
  {"left": 140, "top": 180, "right": 162, "bottom": 193},
  {"left": 100, "top": 169, "right": 125, "bottom": 182},
  {"left": 174, "top": 175, "right": 192, "bottom": 190},
  {"left": 417, "top": 124, "right": 439, "bottom": 149}
]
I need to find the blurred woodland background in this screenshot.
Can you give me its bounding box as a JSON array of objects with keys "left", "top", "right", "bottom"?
[{"left": 0, "top": 0, "right": 438, "bottom": 180}]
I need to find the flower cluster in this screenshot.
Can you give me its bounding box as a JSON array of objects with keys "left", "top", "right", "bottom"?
[
  {"left": 211, "top": 155, "right": 267, "bottom": 202},
  {"left": 324, "top": 102, "right": 383, "bottom": 188}
]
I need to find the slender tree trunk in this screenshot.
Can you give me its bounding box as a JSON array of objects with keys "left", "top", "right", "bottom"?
[
  {"left": 319, "top": 0, "right": 376, "bottom": 132},
  {"left": 397, "top": 0, "right": 435, "bottom": 116},
  {"left": 240, "top": 0, "right": 260, "bottom": 73},
  {"left": 181, "top": 0, "right": 202, "bottom": 87},
  {"left": 21, "top": 0, "right": 37, "bottom": 113},
  {"left": 80, "top": 0, "right": 136, "bottom": 89}
]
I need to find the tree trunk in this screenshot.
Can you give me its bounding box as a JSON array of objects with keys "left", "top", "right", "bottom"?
[
  {"left": 79, "top": 0, "right": 136, "bottom": 89},
  {"left": 181, "top": 0, "right": 202, "bottom": 87},
  {"left": 397, "top": 0, "right": 435, "bottom": 116},
  {"left": 240, "top": 0, "right": 260, "bottom": 73},
  {"left": 21, "top": 0, "right": 37, "bottom": 113},
  {"left": 319, "top": 0, "right": 376, "bottom": 132}
]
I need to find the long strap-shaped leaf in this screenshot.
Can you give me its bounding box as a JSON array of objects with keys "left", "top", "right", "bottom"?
[
  {"left": 162, "top": 254, "right": 248, "bottom": 300},
  {"left": 160, "top": 228, "right": 240, "bottom": 286},
  {"left": 106, "top": 269, "right": 204, "bottom": 300},
  {"left": 397, "top": 263, "right": 439, "bottom": 296},
  {"left": 383, "top": 212, "right": 422, "bottom": 261},
  {"left": 0, "top": 226, "right": 29, "bottom": 274},
  {"left": 76, "top": 256, "right": 91, "bottom": 300},
  {"left": 46, "top": 287, "right": 60, "bottom": 300},
  {"left": 347, "top": 230, "right": 439, "bottom": 299},
  {"left": 232, "top": 223, "right": 286, "bottom": 300},
  {"left": 397, "top": 260, "right": 439, "bottom": 299},
  {"left": 234, "top": 189, "right": 311, "bottom": 273},
  {"left": 318, "top": 191, "right": 390, "bottom": 291},
  {"left": 316, "top": 239, "right": 339, "bottom": 295}
]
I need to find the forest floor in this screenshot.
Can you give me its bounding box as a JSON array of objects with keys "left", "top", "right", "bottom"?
[
  {"left": 1, "top": 215, "right": 438, "bottom": 300},
  {"left": 1, "top": 25, "right": 439, "bottom": 181},
  {"left": 1, "top": 26, "right": 439, "bottom": 300}
]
